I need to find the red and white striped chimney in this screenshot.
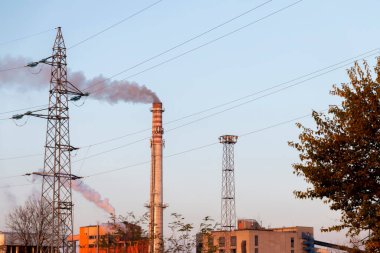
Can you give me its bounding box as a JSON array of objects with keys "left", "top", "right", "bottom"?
[{"left": 150, "top": 102, "right": 164, "bottom": 253}]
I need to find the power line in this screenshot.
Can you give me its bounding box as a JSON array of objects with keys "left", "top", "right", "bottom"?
[
  {"left": 68, "top": 0, "right": 165, "bottom": 49},
  {"left": 72, "top": 136, "right": 151, "bottom": 164},
  {"left": 82, "top": 0, "right": 272, "bottom": 92},
  {"left": 2, "top": 46, "right": 377, "bottom": 119},
  {"left": 0, "top": 28, "right": 55, "bottom": 46},
  {"left": 0, "top": 65, "right": 27, "bottom": 72},
  {"left": 0, "top": 182, "right": 38, "bottom": 189},
  {"left": 2, "top": 49, "right": 378, "bottom": 162},
  {"left": 0, "top": 28, "right": 55, "bottom": 72},
  {"left": 0, "top": 174, "right": 26, "bottom": 181},
  {"left": 0, "top": 108, "right": 322, "bottom": 182},
  {"left": 0, "top": 0, "right": 291, "bottom": 113},
  {"left": 164, "top": 48, "right": 380, "bottom": 125},
  {"left": 0, "top": 153, "right": 41, "bottom": 161},
  {"left": 0, "top": 104, "right": 47, "bottom": 116},
  {"left": 84, "top": 109, "right": 325, "bottom": 178},
  {"left": 51, "top": 49, "right": 380, "bottom": 163},
  {"left": 117, "top": 0, "right": 305, "bottom": 82},
  {"left": 0, "top": 1, "right": 164, "bottom": 73},
  {"left": 0, "top": 0, "right": 273, "bottom": 120}
]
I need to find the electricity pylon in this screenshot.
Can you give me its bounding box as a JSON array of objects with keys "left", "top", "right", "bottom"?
[{"left": 38, "top": 27, "right": 85, "bottom": 253}]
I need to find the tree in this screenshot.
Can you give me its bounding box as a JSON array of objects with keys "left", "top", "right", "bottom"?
[
  {"left": 6, "top": 195, "right": 51, "bottom": 250},
  {"left": 101, "top": 212, "right": 218, "bottom": 253},
  {"left": 289, "top": 59, "right": 380, "bottom": 252},
  {"left": 197, "top": 216, "right": 219, "bottom": 253},
  {"left": 97, "top": 212, "right": 149, "bottom": 252},
  {"left": 165, "top": 213, "right": 195, "bottom": 253}
]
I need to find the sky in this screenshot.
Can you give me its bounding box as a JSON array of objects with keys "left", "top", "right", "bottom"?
[{"left": 0, "top": 0, "right": 379, "bottom": 246}]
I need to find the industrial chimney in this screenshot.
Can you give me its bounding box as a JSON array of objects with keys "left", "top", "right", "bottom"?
[{"left": 149, "top": 102, "right": 165, "bottom": 253}]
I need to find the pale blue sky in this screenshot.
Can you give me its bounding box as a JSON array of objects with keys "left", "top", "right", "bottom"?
[{"left": 0, "top": 0, "right": 379, "bottom": 245}]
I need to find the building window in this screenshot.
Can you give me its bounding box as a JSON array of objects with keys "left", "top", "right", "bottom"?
[
  {"left": 208, "top": 236, "right": 214, "bottom": 246},
  {"left": 241, "top": 240, "right": 247, "bottom": 253},
  {"left": 255, "top": 248, "right": 258, "bottom": 253},
  {"left": 291, "top": 237, "right": 294, "bottom": 248},
  {"left": 219, "top": 237, "right": 225, "bottom": 248},
  {"left": 231, "top": 236, "right": 237, "bottom": 247},
  {"left": 89, "top": 244, "right": 95, "bottom": 248},
  {"left": 291, "top": 250, "right": 294, "bottom": 253},
  {"left": 255, "top": 235, "right": 258, "bottom": 246},
  {"left": 89, "top": 235, "right": 97, "bottom": 239}
]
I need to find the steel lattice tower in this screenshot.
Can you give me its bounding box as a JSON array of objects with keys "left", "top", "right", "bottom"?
[
  {"left": 219, "top": 135, "right": 238, "bottom": 231},
  {"left": 40, "top": 27, "right": 79, "bottom": 253}
]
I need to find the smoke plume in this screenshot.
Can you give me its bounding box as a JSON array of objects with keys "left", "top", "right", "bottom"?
[
  {"left": 29, "top": 173, "right": 114, "bottom": 214},
  {"left": 72, "top": 180, "right": 115, "bottom": 215},
  {"left": 0, "top": 56, "right": 160, "bottom": 104}
]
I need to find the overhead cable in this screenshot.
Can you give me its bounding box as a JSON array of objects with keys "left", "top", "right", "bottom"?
[
  {"left": 116, "top": 0, "right": 305, "bottom": 82},
  {"left": 0, "top": 1, "right": 164, "bottom": 72},
  {"left": 0, "top": 28, "right": 55, "bottom": 46},
  {"left": 82, "top": 0, "right": 272, "bottom": 92},
  {"left": 84, "top": 109, "right": 325, "bottom": 178},
  {"left": 68, "top": 0, "right": 165, "bottom": 49},
  {"left": 1, "top": 48, "right": 378, "bottom": 161}
]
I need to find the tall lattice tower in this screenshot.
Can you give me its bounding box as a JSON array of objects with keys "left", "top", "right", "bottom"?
[
  {"left": 219, "top": 135, "right": 238, "bottom": 231},
  {"left": 39, "top": 27, "right": 82, "bottom": 253}
]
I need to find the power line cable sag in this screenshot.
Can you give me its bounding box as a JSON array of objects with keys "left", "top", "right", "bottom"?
[
  {"left": 0, "top": 47, "right": 378, "bottom": 118},
  {"left": 67, "top": 0, "right": 165, "bottom": 49},
  {"left": 0, "top": 182, "right": 39, "bottom": 189},
  {"left": 0, "top": 0, "right": 272, "bottom": 116},
  {"left": 66, "top": 55, "right": 368, "bottom": 163},
  {"left": 81, "top": 0, "right": 272, "bottom": 92},
  {"left": 0, "top": 65, "right": 28, "bottom": 73},
  {"left": 84, "top": 109, "right": 324, "bottom": 178},
  {"left": 119, "top": 0, "right": 305, "bottom": 82},
  {"left": 0, "top": 0, "right": 295, "bottom": 113},
  {"left": 1, "top": 0, "right": 307, "bottom": 124},
  {"left": 0, "top": 28, "right": 55, "bottom": 46},
  {"left": 43, "top": 49, "right": 380, "bottom": 163},
  {"left": 0, "top": 107, "right": 356, "bottom": 183},
  {"left": 0, "top": 104, "right": 48, "bottom": 116},
  {"left": 0, "top": 109, "right": 324, "bottom": 182},
  {"left": 1, "top": 49, "right": 378, "bottom": 161},
  {"left": 0, "top": 1, "right": 164, "bottom": 72},
  {"left": 164, "top": 48, "right": 380, "bottom": 125},
  {"left": 85, "top": 0, "right": 303, "bottom": 94},
  {"left": 160, "top": 56, "right": 375, "bottom": 133}
]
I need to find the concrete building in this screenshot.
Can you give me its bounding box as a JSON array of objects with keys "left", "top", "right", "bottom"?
[
  {"left": 74, "top": 223, "right": 148, "bottom": 253},
  {"left": 197, "top": 219, "right": 317, "bottom": 253},
  {"left": 0, "top": 232, "right": 41, "bottom": 253},
  {"left": 0, "top": 231, "right": 59, "bottom": 253}
]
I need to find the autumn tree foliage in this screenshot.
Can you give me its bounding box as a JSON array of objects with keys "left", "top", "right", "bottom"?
[{"left": 289, "top": 59, "right": 380, "bottom": 252}]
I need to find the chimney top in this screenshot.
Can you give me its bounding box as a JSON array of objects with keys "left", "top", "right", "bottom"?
[
  {"left": 152, "top": 102, "right": 162, "bottom": 108},
  {"left": 151, "top": 102, "right": 164, "bottom": 112}
]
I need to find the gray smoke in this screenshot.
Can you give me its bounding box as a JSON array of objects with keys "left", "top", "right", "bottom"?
[
  {"left": 29, "top": 171, "right": 115, "bottom": 215},
  {"left": 0, "top": 55, "right": 160, "bottom": 104},
  {"left": 72, "top": 180, "right": 115, "bottom": 215}
]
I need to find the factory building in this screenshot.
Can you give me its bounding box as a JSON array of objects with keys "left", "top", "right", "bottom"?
[
  {"left": 0, "top": 231, "right": 55, "bottom": 253},
  {"left": 73, "top": 223, "right": 148, "bottom": 253},
  {"left": 0, "top": 231, "right": 33, "bottom": 253},
  {"left": 197, "top": 219, "right": 317, "bottom": 253}
]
